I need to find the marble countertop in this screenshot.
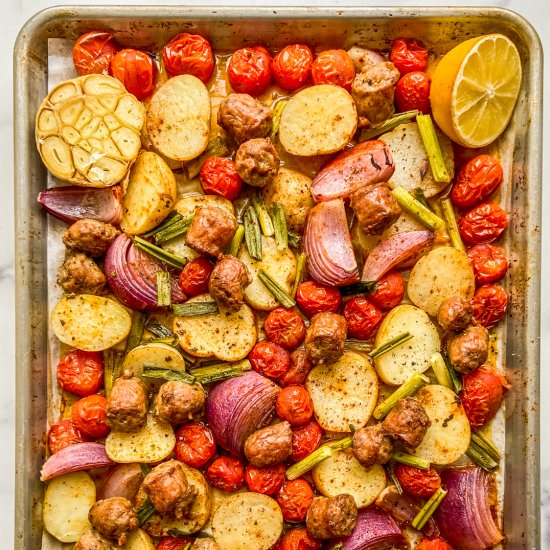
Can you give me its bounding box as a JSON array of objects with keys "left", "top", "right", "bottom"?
[{"left": 4, "top": 0, "right": 549, "bottom": 547}]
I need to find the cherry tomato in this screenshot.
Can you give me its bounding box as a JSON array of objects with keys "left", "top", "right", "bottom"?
[
  {"left": 228, "top": 46, "right": 272, "bottom": 96},
  {"left": 110, "top": 49, "right": 157, "bottom": 100},
  {"left": 460, "top": 367, "right": 506, "bottom": 429},
  {"left": 296, "top": 280, "right": 342, "bottom": 318},
  {"left": 368, "top": 271, "right": 405, "bottom": 310},
  {"left": 178, "top": 258, "right": 214, "bottom": 297},
  {"left": 471, "top": 284, "right": 508, "bottom": 328},
  {"left": 276, "top": 478, "right": 314, "bottom": 522},
  {"left": 458, "top": 202, "right": 508, "bottom": 245},
  {"left": 311, "top": 49, "right": 356, "bottom": 91},
  {"left": 48, "top": 419, "right": 89, "bottom": 454},
  {"left": 394, "top": 464, "right": 441, "bottom": 498},
  {"left": 264, "top": 308, "right": 306, "bottom": 349},
  {"left": 199, "top": 157, "right": 243, "bottom": 201},
  {"left": 175, "top": 422, "right": 216, "bottom": 468},
  {"left": 280, "top": 527, "right": 322, "bottom": 550},
  {"left": 415, "top": 538, "right": 454, "bottom": 550},
  {"left": 291, "top": 420, "right": 322, "bottom": 462},
  {"left": 276, "top": 386, "right": 313, "bottom": 427},
  {"left": 451, "top": 155, "right": 503, "bottom": 209},
  {"left": 163, "top": 33, "right": 214, "bottom": 82},
  {"left": 57, "top": 349, "right": 104, "bottom": 397},
  {"left": 206, "top": 455, "right": 245, "bottom": 492},
  {"left": 71, "top": 394, "right": 110, "bottom": 438},
  {"left": 390, "top": 38, "right": 429, "bottom": 75},
  {"left": 395, "top": 71, "right": 431, "bottom": 114},
  {"left": 467, "top": 244, "right": 508, "bottom": 286},
  {"left": 249, "top": 341, "right": 291, "bottom": 380},
  {"left": 343, "top": 297, "right": 383, "bottom": 340},
  {"left": 280, "top": 350, "right": 314, "bottom": 387},
  {"left": 245, "top": 463, "right": 286, "bottom": 495},
  {"left": 272, "top": 44, "right": 314, "bottom": 91},
  {"left": 156, "top": 536, "right": 194, "bottom": 550},
  {"left": 72, "top": 31, "right": 118, "bottom": 76}
]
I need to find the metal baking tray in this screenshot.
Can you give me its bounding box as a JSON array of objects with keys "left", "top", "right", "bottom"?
[{"left": 13, "top": 6, "right": 542, "bottom": 549}]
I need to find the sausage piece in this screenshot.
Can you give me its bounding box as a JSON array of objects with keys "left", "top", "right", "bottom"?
[
  {"left": 155, "top": 381, "right": 206, "bottom": 426},
  {"left": 352, "top": 424, "right": 394, "bottom": 467},
  {"left": 190, "top": 540, "right": 221, "bottom": 550},
  {"left": 382, "top": 397, "right": 430, "bottom": 449},
  {"left": 306, "top": 494, "right": 358, "bottom": 539},
  {"left": 280, "top": 349, "right": 314, "bottom": 387},
  {"left": 446, "top": 325, "right": 489, "bottom": 374},
  {"left": 305, "top": 312, "right": 347, "bottom": 365},
  {"left": 63, "top": 219, "right": 120, "bottom": 257},
  {"left": 88, "top": 497, "right": 138, "bottom": 546},
  {"left": 437, "top": 297, "right": 473, "bottom": 333},
  {"left": 235, "top": 138, "right": 280, "bottom": 188},
  {"left": 74, "top": 530, "right": 115, "bottom": 550},
  {"left": 105, "top": 371, "right": 149, "bottom": 432},
  {"left": 57, "top": 252, "right": 106, "bottom": 295},
  {"left": 350, "top": 182, "right": 401, "bottom": 235},
  {"left": 208, "top": 255, "right": 251, "bottom": 313},
  {"left": 244, "top": 421, "right": 293, "bottom": 467}
]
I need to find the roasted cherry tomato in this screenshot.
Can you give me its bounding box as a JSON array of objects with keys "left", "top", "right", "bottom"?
[
  {"left": 390, "top": 38, "right": 429, "bottom": 75},
  {"left": 71, "top": 394, "right": 110, "bottom": 439},
  {"left": 395, "top": 71, "right": 431, "bottom": 114},
  {"left": 206, "top": 455, "right": 245, "bottom": 492},
  {"left": 272, "top": 44, "right": 314, "bottom": 91},
  {"left": 368, "top": 271, "right": 405, "bottom": 310},
  {"left": 156, "top": 536, "right": 194, "bottom": 550},
  {"left": 394, "top": 464, "right": 442, "bottom": 498},
  {"left": 264, "top": 308, "right": 306, "bottom": 349},
  {"left": 460, "top": 367, "right": 506, "bottom": 429},
  {"left": 110, "top": 48, "right": 157, "bottom": 100},
  {"left": 296, "top": 280, "right": 342, "bottom": 318},
  {"left": 279, "top": 527, "right": 322, "bottom": 550},
  {"left": 162, "top": 32, "right": 214, "bottom": 82},
  {"left": 57, "top": 349, "right": 104, "bottom": 397},
  {"left": 178, "top": 257, "right": 214, "bottom": 297},
  {"left": 415, "top": 538, "right": 454, "bottom": 550},
  {"left": 343, "top": 296, "right": 383, "bottom": 340},
  {"left": 48, "top": 419, "right": 89, "bottom": 454},
  {"left": 228, "top": 46, "right": 272, "bottom": 96},
  {"left": 291, "top": 420, "right": 322, "bottom": 462},
  {"left": 276, "top": 386, "right": 313, "bottom": 427},
  {"left": 311, "top": 49, "right": 356, "bottom": 91},
  {"left": 249, "top": 341, "right": 291, "bottom": 380},
  {"left": 199, "top": 156, "right": 243, "bottom": 201},
  {"left": 280, "top": 350, "right": 314, "bottom": 388},
  {"left": 467, "top": 244, "right": 508, "bottom": 286},
  {"left": 175, "top": 422, "right": 216, "bottom": 468},
  {"left": 245, "top": 463, "right": 286, "bottom": 495},
  {"left": 72, "top": 31, "right": 118, "bottom": 75},
  {"left": 458, "top": 202, "right": 508, "bottom": 245},
  {"left": 276, "top": 478, "right": 314, "bottom": 522},
  {"left": 471, "top": 284, "right": 508, "bottom": 328},
  {"left": 451, "top": 155, "right": 503, "bottom": 209}
]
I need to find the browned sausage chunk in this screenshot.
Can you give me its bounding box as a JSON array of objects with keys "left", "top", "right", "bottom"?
[
  {"left": 57, "top": 252, "right": 106, "bottom": 295},
  {"left": 446, "top": 325, "right": 489, "bottom": 374},
  {"left": 74, "top": 530, "right": 115, "bottom": 550},
  {"left": 351, "top": 62, "right": 400, "bottom": 128},
  {"left": 352, "top": 424, "right": 394, "bottom": 467},
  {"left": 244, "top": 421, "right": 293, "bottom": 467},
  {"left": 437, "top": 297, "right": 473, "bottom": 333},
  {"left": 350, "top": 182, "right": 401, "bottom": 235},
  {"left": 185, "top": 206, "right": 238, "bottom": 258},
  {"left": 105, "top": 371, "right": 149, "bottom": 432},
  {"left": 306, "top": 494, "right": 358, "bottom": 539},
  {"left": 88, "top": 497, "right": 138, "bottom": 546},
  {"left": 208, "top": 255, "right": 252, "bottom": 312},
  {"left": 63, "top": 219, "right": 120, "bottom": 257},
  {"left": 217, "top": 93, "right": 272, "bottom": 144},
  {"left": 305, "top": 312, "right": 347, "bottom": 365},
  {"left": 142, "top": 460, "right": 197, "bottom": 519},
  {"left": 280, "top": 349, "right": 314, "bottom": 387},
  {"left": 190, "top": 540, "right": 221, "bottom": 550},
  {"left": 382, "top": 397, "right": 430, "bottom": 449},
  {"left": 155, "top": 381, "right": 206, "bottom": 426},
  {"left": 235, "top": 138, "right": 280, "bottom": 188}
]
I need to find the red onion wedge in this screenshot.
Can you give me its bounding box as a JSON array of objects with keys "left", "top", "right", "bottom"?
[
  {"left": 361, "top": 230, "right": 434, "bottom": 282},
  {"left": 304, "top": 199, "right": 359, "bottom": 287},
  {"left": 311, "top": 140, "right": 395, "bottom": 202},
  {"left": 37, "top": 185, "right": 123, "bottom": 225},
  {"left": 40, "top": 442, "right": 114, "bottom": 481},
  {"left": 433, "top": 466, "right": 503, "bottom": 550},
  {"left": 206, "top": 371, "right": 280, "bottom": 456},
  {"left": 97, "top": 463, "right": 144, "bottom": 501}
]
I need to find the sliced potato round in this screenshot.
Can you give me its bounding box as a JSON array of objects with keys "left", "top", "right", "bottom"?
[
  {"left": 312, "top": 449, "right": 386, "bottom": 508},
  {"left": 105, "top": 414, "right": 175, "bottom": 463},
  {"left": 123, "top": 529, "right": 156, "bottom": 550},
  {"left": 374, "top": 304, "right": 440, "bottom": 386},
  {"left": 238, "top": 236, "right": 296, "bottom": 311},
  {"left": 306, "top": 351, "right": 378, "bottom": 432},
  {"left": 147, "top": 75, "right": 211, "bottom": 161},
  {"left": 43, "top": 471, "right": 96, "bottom": 543},
  {"left": 408, "top": 246, "right": 476, "bottom": 317},
  {"left": 407, "top": 385, "right": 471, "bottom": 465},
  {"left": 174, "top": 294, "right": 257, "bottom": 361},
  {"left": 279, "top": 84, "right": 358, "bottom": 156},
  {"left": 212, "top": 492, "right": 283, "bottom": 550},
  {"left": 51, "top": 294, "right": 131, "bottom": 351},
  {"left": 201, "top": 487, "right": 248, "bottom": 535}
]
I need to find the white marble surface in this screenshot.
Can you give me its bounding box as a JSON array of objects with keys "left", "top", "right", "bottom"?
[{"left": 3, "top": 0, "right": 549, "bottom": 548}]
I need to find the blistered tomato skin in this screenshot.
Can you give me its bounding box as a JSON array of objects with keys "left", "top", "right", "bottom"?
[
  {"left": 368, "top": 270, "right": 405, "bottom": 310},
  {"left": 395, "top": 72, "right": 431, "bottom": 114},
  {"left": 394, "top": 464, "right": 442, "bottom": 498},
  {"left": 48, "top": 419, "right": 89, "bottom": 454},
  {"left": 156, "top": 536, "right": 194, "bottom": 550},
  {"left": 415, "top": 537, "right": 454, "bottom": 550},
  {"left": 291, "top": 420, "right": 322, "bottom": 462},
  {"left": 200, "top": 157, "right": 243, "bottom": 201},
  {"left": 57, "top": 349, "right": 104, "bottom": 397},
  {"left": 71, "top": 394, "right": 110, "bottom": 439},
  {"left": 276, "top": 478, "right": 315, "bottom": 522},
  {"left": 280, "top": 527, "right": 323, "bottom": 550},
  {"left": 110, "top": 48, "right": 157, "bottom": 100},
  {"left": 272, "top": 44, "right": 314, "bottom": 91},
  {"left": 311, "top": 49, "right": 356, "bottom": 91},
  {"left": 390, "top": 38, "right": 429, "bottom": 75},
  {"left": 178, "top": 258, "right": 214, "bottom": 297},
  {"left": 162, "top": 33, "right": 214, "bottom": 82},
  {"left": 206, "top": 456, "right": 245, "bottom": 492},
  {"left": 249, "top": 341, "right": 291, "bottom": 380},
  {"left": 471, "top": 284, "right": 508, "bottom": 328},
  {"left": 276, "top": 386, "right": 314, "bottom": 427},
  {"left": 467, "top": 244, "right": 508, "bottom": 285},
  {"left": 228, "top": 46, "right": 272, "bottom": 96},
  {"left": 72, "top": 31, "right": 119, "bottom": 75},
  {"left": 175, "top": 422, "right": 216, "bottom": 468},
  {"left": 343, "top": 296, "right": 383, "bottom": 340},
  {"left": 264, "top": 308, "right": 306, "bottom": 350},
  {"left": 458, "top": 202, "right": 508, "bottom": 245},
  {"left": 296, "top": 280, "right": 342, "bottom": 318},
  {"left": 245, "top": 463, "right": 286, "bottom": 495}
]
